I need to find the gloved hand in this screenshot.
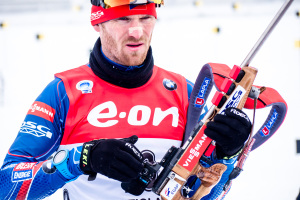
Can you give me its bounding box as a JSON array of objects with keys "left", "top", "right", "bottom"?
[
  {"left": 79, "top": 135, "right": 144, "bottom": 182},
  {"left": 204, "top": 107, "right": 252, "bottom": 159},
  {"left": 121, "top": 177, "right": 148, "bottom": 196}
]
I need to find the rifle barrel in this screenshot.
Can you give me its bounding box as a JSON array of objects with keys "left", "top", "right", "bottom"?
[{"left": 240, "top": 0, "right": 294, "bottom": 68}]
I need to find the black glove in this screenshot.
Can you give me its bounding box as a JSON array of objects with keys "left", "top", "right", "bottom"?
[
  {"left": 121, "top": 178, "right": 147, "bottom": 196},
  {"left": 80, "top": 135, "right": 143, "bottom": 182},
  {"left": 204, "top": 107, "right": 252, "bottom": 159},
  {"left": 121, "top": 162, "right": 156, "bottom": 196}
]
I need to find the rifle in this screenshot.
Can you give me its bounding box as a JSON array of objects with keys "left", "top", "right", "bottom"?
[{"left": 122, "top": 0, "right": 292, "bottom": 199}]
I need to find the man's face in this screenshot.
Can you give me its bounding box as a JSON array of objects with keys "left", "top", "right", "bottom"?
[{"left": 94, "top": 14, "right": 156, "bottom": 66}]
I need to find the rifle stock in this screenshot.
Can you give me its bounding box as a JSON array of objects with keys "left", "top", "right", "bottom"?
[{"left": 154, "top": 65, "right": 257, "bottom": 200}]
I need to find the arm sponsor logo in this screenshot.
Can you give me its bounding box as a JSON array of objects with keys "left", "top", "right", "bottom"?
[
  {"left": 28, "top": 101, "right": 55, "bottom": 122},
  {"left": 12, "top": 162, "right": 37, "bottom": 182},
  {"left": 14, "top": 163, "right": 36, "bottom": 171},
  {"left": 20, "top": 121, "right": 53, "bottom": 139}
]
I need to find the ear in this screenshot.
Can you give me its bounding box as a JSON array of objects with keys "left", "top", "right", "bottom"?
[{"left": 93, "top": 24, "right": 100, "bottom": 32}]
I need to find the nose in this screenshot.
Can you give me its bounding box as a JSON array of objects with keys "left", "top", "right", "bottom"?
[{"left": 128, "top": 26, "right": 143, "bottom": 39}]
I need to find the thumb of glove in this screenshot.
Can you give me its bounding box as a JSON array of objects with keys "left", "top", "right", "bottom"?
[
  {"left": 120, "top": 135, "right": 143, "bottom": 162},
  {"left": 121, "top": 135, "right": 139, "bottom": 144}
]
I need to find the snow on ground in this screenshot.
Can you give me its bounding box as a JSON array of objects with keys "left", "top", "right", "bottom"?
[{"left": 0, "top": 1, "right": 299, "bottom": 199}]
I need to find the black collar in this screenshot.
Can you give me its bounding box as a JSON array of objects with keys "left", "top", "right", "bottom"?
[{"left": 89, "top": 38, "right": 154, "bottom": 88}]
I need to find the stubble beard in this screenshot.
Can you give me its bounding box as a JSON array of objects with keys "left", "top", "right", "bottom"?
[{"left": 101, "top": 29, "right": 151, "bottom": 66}]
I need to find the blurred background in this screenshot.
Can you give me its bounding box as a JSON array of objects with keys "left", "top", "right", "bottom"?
[{"left": 0, "top": 0, "right": 299, "bottom": 199}]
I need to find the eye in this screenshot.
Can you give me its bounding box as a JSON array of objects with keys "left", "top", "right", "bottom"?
[
  {"left": 141, "top": 16, "right": 151, "bottom": 20},
  {"left": 141, "top": 16, "right": 153, "bottom": 21},
  {"left": 117, "top": 17, "right": 130, "bottom": 22},
  {"left": 140, "top": 16, "right": 155, "bottom": 24}
]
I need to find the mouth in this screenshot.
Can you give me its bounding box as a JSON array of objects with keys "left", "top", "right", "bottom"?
[{"left": 126, "top": 43, "right": 144, "bottom": 51}]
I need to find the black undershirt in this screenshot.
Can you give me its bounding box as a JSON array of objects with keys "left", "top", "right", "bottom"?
[{"left": 89, "top": 38, "right": 154, "bottom": 89}]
